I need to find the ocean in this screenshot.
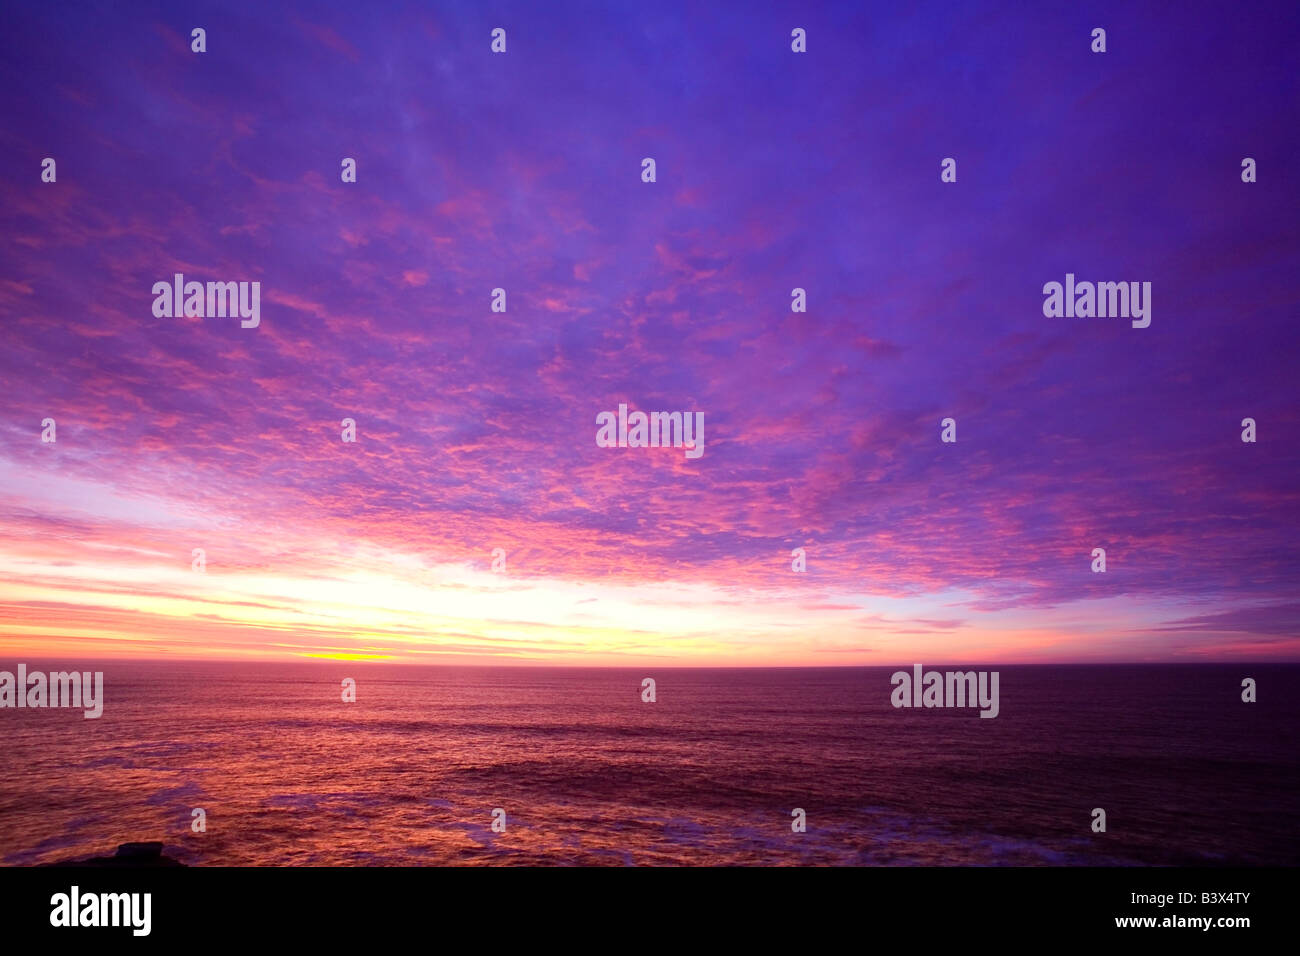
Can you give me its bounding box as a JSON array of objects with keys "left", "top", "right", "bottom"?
[{"left": 1, "top": 662, "right": 1296, "bottom": 866}]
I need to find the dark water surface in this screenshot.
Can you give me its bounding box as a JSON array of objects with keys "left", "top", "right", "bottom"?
[{"left": 1, "top": 662, "right": 1295, "bottom": 866}]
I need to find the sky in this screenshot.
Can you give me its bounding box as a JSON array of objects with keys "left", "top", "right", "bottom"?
[{"left": 0, "top": 1, "right": 1297, "bottom": 666}]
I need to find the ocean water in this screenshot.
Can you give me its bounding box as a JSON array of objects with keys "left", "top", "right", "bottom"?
[{"left": 0, "top": 662, "right": 1296, "bottom": 866}]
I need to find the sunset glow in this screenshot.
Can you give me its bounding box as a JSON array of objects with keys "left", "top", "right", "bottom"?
[{"left": 2, "top": 3, "right": 1296, "bottom": 667}]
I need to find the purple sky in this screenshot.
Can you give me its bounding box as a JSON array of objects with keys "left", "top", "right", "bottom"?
[{"left": 1, "top": 1, "right": 1297, "bottom": 664}]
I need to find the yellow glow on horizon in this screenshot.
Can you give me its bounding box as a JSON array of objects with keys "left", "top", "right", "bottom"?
[{"left": 0, "top": 518, "right": 1247, "bottom": 665}]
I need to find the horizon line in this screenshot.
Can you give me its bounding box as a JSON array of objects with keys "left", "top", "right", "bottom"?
[{"left": 2, "top": 657, "right": 1296, "bottom": 669}]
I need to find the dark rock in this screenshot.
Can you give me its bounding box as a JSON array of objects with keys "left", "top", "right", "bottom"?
[
  {"left": 114, "top": 842, "right": 164, "bottom": 861},
  {"left": 42, "top": 842, "right": 187, "bottom": 867}
]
